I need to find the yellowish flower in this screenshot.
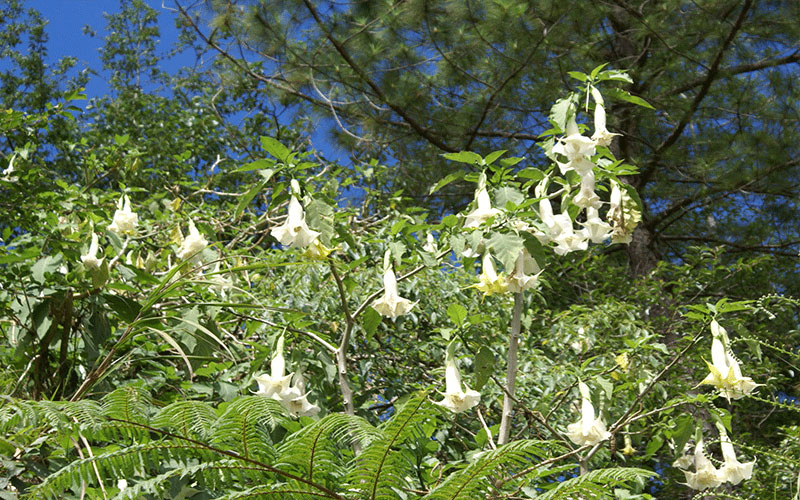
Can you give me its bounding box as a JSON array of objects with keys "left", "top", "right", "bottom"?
[
  {"left": 435, "top": 342, "right": 480, "bottom": 413},
  {"left": 474, "top": 252, "right": 508, "bottom": 296}
]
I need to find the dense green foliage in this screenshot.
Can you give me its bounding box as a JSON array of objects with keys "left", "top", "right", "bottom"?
[{"left": 0, "top": 1, "right": 799, "bottom": 500}]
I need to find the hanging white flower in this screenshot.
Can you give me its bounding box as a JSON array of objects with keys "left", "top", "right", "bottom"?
[
  {"left": 435, "top": 342, "right": 480, "bottom": 413},
  {"left": 572, "top": 169, "right": 601, "bottom": 209},
  {"left": 271, "top": 180, "right": 321, "bottom": 248},
  {"left": 474, "top": 251, "right": 508, "bottom": 296},
  {"left": 254, "top": 335, "right": 294, "bottom": 399},
  {"left": 176, "top": 220, "right": 208, "bottom": 261},
  {"left": 80, "top": 232, "right": 104, "bottom": 270},
  {"left": 681, "top": 437, "right": 724, "bottom": 490},
  {"left": 464, "top": 179, "right": 501, "bottom": 229},
  {"left": 590, "top": 88, "right": 620, "bottom": 147},
  {"left": 277, "top": 371, "right": 321, "bottom": 418},
  {"left": 716, "top": 423, "right": 754, "bottom": 485},
  {"left": 566, "top": 381, "right": 611, "bottom": 446},
  {"left": 108, "top": 195, "right": 138, "bottom": 235},
  {"left": 422, "top": 232, "right": 437, "bottom": 253},
  {"left": 552, "top": 116, "right": 597, "bottom": 161},
  {"left": 699, "top": 321, "right": 760, "bottom": 400},
  {"left": 507, "top": 249, "right": 541, "bottom": 293},
  {"left": 372, "top": 251, "right": 416, "bottom": 318},
  {"left": 582, "top": 206, "right": 612, "bottom": 243}
]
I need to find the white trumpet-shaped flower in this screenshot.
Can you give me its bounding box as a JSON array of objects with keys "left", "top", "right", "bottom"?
[
  {"left": 176, "top": 220, "right": 208, "bottom": 261},
  {"left": 435, "top": 342, "right": 480, "bottom": 413},
  {"left": 507, "top": 249, "right": 541, "bottom": 293},
  {"left": 464, "top": 184, "right": 501, "bottom": 229},
  {"left": 716, "top": 423, "right": 754, "bottom": 485},
  {"left": 271, "top": 181, "right": 321, "bottom": 248},
  {"left": 278, "top": 372, "right": 321, "bottom": 418},
  {"left": 254, "top": 335, "right": 294, "bottom": 399},
  {"left": 681, "top": 437, "right": 724, "bottom": 490},
  {"left": 590, "top": 88, "right": 620, "bottom": 147},
  {"left": 566, "top": 382, "right": 611, "bottom": 446},
  {"left": 572, "top": 169, "right": 601, "bottom": 209},
  {"left": 582, "top": 206, "right": 612, "bottom": 243},
  {"left": 553, "top": 117, "right": 597, "bottom": 161},
  {"left": 372, "top": 252, "right": 416, "bottom": 318},
  {"left": 80, "top": 232, "right": 104, "bottom": 270},
  {"left": 108, "top": 195, "right": 138, "bottom": 235},
  {"left": 699, "top": 321, "right": 760, "bottom": 400},
  {"left": 474, "top": 251, "right": 508, "bottom": 296}
]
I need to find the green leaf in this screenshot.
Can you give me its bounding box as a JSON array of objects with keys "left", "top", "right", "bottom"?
[
  {"left": 644, "top": 434, "right": 664, "bottom": 459},
  {"left": 671, "top": 415, "right": 694, "bottom": 458},
  {"left": 494, "top": 186, "right": 525, "bottom": 209},
  {"left": 114, "top": 134, "right": 130, "bottom": 146},
  {"left": 590, "top": 63, "right": 610, "bottom": 79},
  {"left": 232, "top": 159, "right": 275, "bottom": 173},
  {"left": 483, "top": 150, "right": 507, "bottom": 165},
  {"left": 442, "top": 151, "right": 483, "bottom": 165},
  {"left": 260, "top": 136, "right": 291, "bottom": 162},
  {"left": 605, "top": 88, "right": 654, "bottom": 109},
  {"left": 486, "top": 232, "right": 525, "bottom": 271},
  {"left": 362, "top": 307, "right": 382, "bottom": 340},
  {"left": 473, "top": 347, "right": 494, "bottom": 390},
  {"left": 447, "top": 303, "right": 467, "bottom": 326},
  {"left": 549, "top": 95, "right": 575, "bottom": 130},
  {"left": 567, "top": 71, "right": 588, "bottom": 82},
  {"left": 234, "top": 180, "right": 267, "bottom": 219}
]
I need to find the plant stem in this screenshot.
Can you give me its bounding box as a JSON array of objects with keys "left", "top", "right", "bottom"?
[
  {"left": 498, "top": 292, "right": 523, "bottom": 445},
  {"left": 328, "top": 260, "right": 356, "bottom": 417}
]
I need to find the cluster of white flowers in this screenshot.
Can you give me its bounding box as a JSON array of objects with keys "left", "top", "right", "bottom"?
[
  {"left": 676, "top": 423, "right": 754, "bottom": 490},
  {"left": 253, "top": 335, "right": 320, "bottom": 418}
]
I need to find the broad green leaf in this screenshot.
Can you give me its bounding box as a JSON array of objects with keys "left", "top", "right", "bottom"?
[
  {"left": 446, "top": 303, "right": 467, "bottom": 326},
  {"left": 473, "top": 346, "right": 494, "bottom": 390},
  {"left": 260, "top": 136, "right": 291, "bottom": 162},
  {"left": 605, "top": 88, "right": 654, "bottom": 109},
  {"left": 442, "top": 151, "right": 483, "bottom": 165}
]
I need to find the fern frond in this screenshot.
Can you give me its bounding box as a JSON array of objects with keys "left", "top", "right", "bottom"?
[
  {"left": 101, "top": 385, "right": 153, "bottom": 423},
  {"left": 213, "top": 484, "right": 338, "bottom": 500},
  {"left": 346, "top": 391, "right": 439, "bottom": 500},
  {"left": 152, "top": 400, "right": 217, "bottom": 439},
  {"left": 423, "top": 439, "right": 547, "bottom": 500},
  {"left": 536, "top": 467, "right": 655, "bottom": 500},
  {"left": 210, "top": 396, "right": 287, "bottom": 461},
  {"left": 276, "top": 413, "right": 379, "bottom": 484},
  {"left": 27, "top": 440, "right": 217, "bottom": 500}
]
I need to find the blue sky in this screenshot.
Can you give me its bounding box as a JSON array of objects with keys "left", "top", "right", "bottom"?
[{"left": 31, "top": 0, "right": 349, "bottom": 164}]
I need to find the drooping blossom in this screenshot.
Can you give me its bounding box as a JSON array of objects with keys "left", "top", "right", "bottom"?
[
  {"left": 176, "top": 220, "right": 208, "bottom": 261},
  {"left": 699, "top": 321, "right": 760, "bottom": 400},
  {"left": 608, "top": 181, "right": 641, "bottom": 244},
  {"left": 80, "top": 232, "right": 104, "bottom": 270},
  {"left": 474, "top": 251, "right": 508, "bottom": 296},
  {"left": 108, "top": 195, "right": 138, "bottom": 235},
  {"left": 253, "top": 335, "right": 294, "bottom": 400},
  {"left": 566, "top": 381, "right": 611, "bottom": 446},
  {"left": 304, "top": 238, "right": 335, "bottom": 260},
  {"left": 680, "top": 438, "right": 724, "bottom": 491},
  {"left": 464, "top": 179, "right": 501, "bottom": 229},
  {"left": 507, "top": 249, "right": 541, "bottom": 293},
  {"left": 552, "top": 117, "right": 597, "bottom": 162},
  {"left": 582, "top": 206, "right": 612, "bottom": 243},
  {"left": 372, "top": 251, "right": 416, "bottom": 318},
  {"left": 590, "top": 88, "right": 620, "bottom": 147},
  {"left": 572, "top": 169, "right": 601, "bottom": 209},
  {"left": 716, "top": 423, "right": 754, "bottom": 485},
  {"left": 270, "top": 180, "right": 321, "bottom": 248},
  {"left": 435, "top": 342, "right": 480, "bottom": 413},
  {"left": 277, "top": 371, "right": 320, "bottom": 418}
]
